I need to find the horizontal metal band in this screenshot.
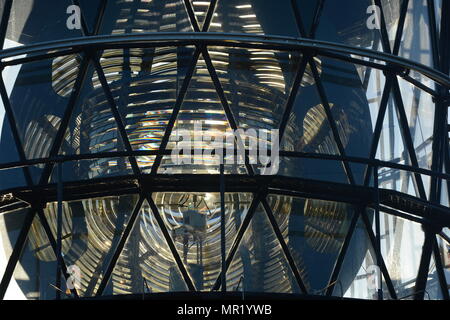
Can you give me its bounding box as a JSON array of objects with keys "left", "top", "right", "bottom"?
[
  {"left": 2, "top": 174, "right": 449, "bottom": 227},
  {"left": 0, "top": 32, "right": 448, "bottom": 88}
]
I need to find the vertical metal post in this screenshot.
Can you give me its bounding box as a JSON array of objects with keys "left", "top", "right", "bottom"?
[
  {"left": 374, "top": 165, "right": 383, "bottom": 300},
  {"left": 56, "top": 161, "right": 63, "bottom": 299},
  {"left": 220, "top": 163, "right": 226, "bottom": 292}
]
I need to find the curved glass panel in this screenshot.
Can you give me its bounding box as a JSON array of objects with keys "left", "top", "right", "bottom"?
[
  {"left": 5, "top": 0, "right": 83, "bottom": 48},
  {"left": 0, "top": 0, "right": 447, "bottom": 301}
]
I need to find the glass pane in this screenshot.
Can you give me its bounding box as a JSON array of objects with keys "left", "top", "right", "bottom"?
[
  {"left": 434, "top": 0, "right": 442, "bottom": 34},
  {"left": 379, "top": 211, "right": 424, "bottom": 299},
  {"left": 105, "top": 198, "right": 189, "bottom": 295},
  {"left": 225, "top": 202, "right": 300, "bottom": 293},
  {"left": 7, "top": 215, "right": 57, "bottom": 300},
  {"left": 0, "top": 206, "right": 29, "bottom": 300},
  {"left": 97, "top": 46, "right": 196, "bottom": 173},
  {"left": 77, "top": 0, "right": 103, "bottom": 34},
  {"left": 0, "top": 38, "right": 35, "bottom": 189},
  {"left": 376, "top": 91, "right": 421, "bottom": 198},
  {"left": 152, "top": 192, "right": 253, "bottom": 291},
  {"left": 281, "top": 59, "right": 336, "bottom": 155},
  {"left": 189, "top": 0, "right": 212, "bottom": 30},
  {"left": 210, "top": 0, "right": 300, "bottom": 37},
  {"left": 209, "top": 47, "right": 301, "bottom": 132},
  {"left": 39, "top": 194, "right": 140, "bottom": 297},
  {"left": 5, "top": 0, "right": 83, "bottom": 48},
  {"left": 158, "top": 52, "right": 241, "bottom": 175},
  {"left": 0, "top": 120, "right": 26, "bottom": 191},
  {"left": 100, "top": 0, "right": 193, "bottom": 35},
  {"left": 315, "top": 57, "right": 373, "bottom": 160},
  {"left": 436, "top": 235, "right": 450, "bottom": 298},
  {"left": 333, "top": 215, "right": 392, "bottom": 300},
  {"left": 278, "top": 157, "right": 350, "bottom": 185},
  {"left": 398, "top": 0, "right": 434, "bottom": 68},
  {"left": 268, "top": 194, "right": 358, "bottom": 294},
  {"left": 425, "top": 253, "right": 444, "bottom": 300},
  {"left": 54, "top": 57, "right": 137, "bottom": 181},
  {"left": 313, "top": 0, "right": 402, "bottom": 50},
  {"left": 397, "top": 77, "right": 434, "bottom": 171},
  {"left": 3, "top": 54, "right": 81, "bottom": 183},
  {"left": 301, "top": 57, "right": 374, "bottom": 184}
]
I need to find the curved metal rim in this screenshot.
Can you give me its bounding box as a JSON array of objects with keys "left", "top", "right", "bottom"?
[
  {"left": 2, "top": 173, "right": 450, "bottom": 226},
  {"left": 0, "top": 32, "right": 449, "bottom": 88},
  {"left": 0, "top": 149, "right": 449, "bottom": 183}
]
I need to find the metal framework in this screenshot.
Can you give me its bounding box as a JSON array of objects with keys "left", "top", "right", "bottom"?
[{"left": 0, "top": 0, "right": 449, "bottom": 300}]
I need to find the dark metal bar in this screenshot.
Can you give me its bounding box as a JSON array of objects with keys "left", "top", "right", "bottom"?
[
  {"left": 74, "top": 0, "right": 140, "bottom": 176},
  {"left": 35, "top": 208, "right": 79, "bottom": 298},
  {"left": 201, "top": 48, "right": 255, "bottom": 175},
  {"left": 376, "top": 205, "right": 430, "bottom": 226},
  {"left": 96, "top": 196, "right": 144, "bottom": 296},
  {"left": 433, "top": 237, "right": 450, "bottom": 300},
  {"left": 38, "top": 54, "right": 92, "bottom": 185},
  {"left": 71, "top": 0, "right": 90, "bottom": 37},
  {"left": 278, "top": 58, "right": 308, "bottom": 142},
  {"left": 427, "top": 0, "right": 441, "bottom": 70},
  {"left": 1, "top": 178, "right": 449, "bottom": 231},
  {"left": 0, "top": 77, "right": 33, "bottom": 186},
  {"left": 374, "top": 0, "right": 392, "bottom": 54},
  {"left": 309, "top": 0, "right": 324, "bottom": 38},
  {"left": 91, "top": 0, "right": 108, "bottom": 36},
  {"left": 374, "top": 166, "right": 383, "bottom": 300},
  {"left": 0, "top": 34, "right": 448, "bottom": 87},
  {"left": 220, "top": 163, "right": 226, "bottom": 292},
  {"left": 363, "top": 75, "right": 393, "bottom": 186},
  {"left": 325, "top": 206, "right": 362, "bottom": 296},
  {"left": 439, "top": 0, "right": 450, "bottom": 75},
  {"left": 440, "top": 0, "right": 450, "bottom": 216},
  {"left": 401, "top": 73, "right": 437, "bottom": 96},
  {"left": 2, "top": 149, "right": 450, "bottom": 184},
  {"left": 392, "top": 0, "right": 410, "bottom": 55},
  {"left": 72, "top": 0, "right": 107, "bottom": 36},
  {"left": 308, "top": 58, "right": 355, "bottom": 185},
  {"left": 183, "top": 0, "right": 200, "bottom": 32},
  {"left": 319, "top": 49, "right": 388, "bottom": 72},
  {"left": 38, "top": 0, "right": 109, "bottom": 185},
  {"left": 260, "top": 198, "right": 308, "bottom": 294},
  {"left": 0, "top": 208, "right": 37, "bottom": 299},
  {"left": 360, "top": 210, "right": 398, "bottom": 299},
  {"left": 212, "top": 191, "right": 263, "bottom": 291},
  {"left": 315, "top": 46, "right": 434, "bottom": 97},
  {"left": 55, "top": 162, "right": 63, "bottom": 299},
  {"left": 414, "top": 225, "right": 437, "bottom": 300},
  {"left": 201, "top": 0, "right": 218, "bottom": 32},
  {"left": 391, "top": 78, "right": 427, "bottom": 200},
  {"left": 362, "top": 36, "right": 381, "bottom": 92},
  {"left": 0, "top": 0, "right": 12, "bottom": 49},
  {"left": 90, "top": 58, "right": 140, "bottom": 175},
  {"left": 440, "top": 232, "right": 450, "bottom": 245},
  {"left": 428, "top": 0, "right": 446, "bottom": 206},
  {"left": 150, "top": 48, "right": 201, "bottom": 174},
  {"left": 424, "top": 54, "right": 448, "bottom": 304},
  {"left": 290, "top": 0, "right": 307, "bottom": 37},
  {"left": 146, "top": 194, "right": 196, "bottom": 291},
  {"left": 268, "top": 188, "right": 363, "bottom": 206}
]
